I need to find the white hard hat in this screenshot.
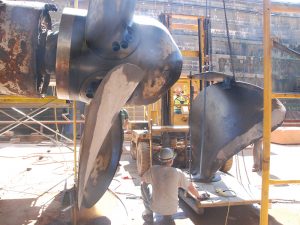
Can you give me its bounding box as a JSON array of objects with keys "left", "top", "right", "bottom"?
[{"left": 158, "top": 148, "right": 176, "bottom": 162}]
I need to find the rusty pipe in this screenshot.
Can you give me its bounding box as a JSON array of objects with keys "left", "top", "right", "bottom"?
[{"left": 0, "top": 1, "right": 56, "bottom": 96}]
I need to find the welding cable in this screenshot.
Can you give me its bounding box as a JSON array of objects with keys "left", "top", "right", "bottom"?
[
  {"left": 188, "top": 72, "right": 193, "bottom": 181},
  {"left": 236, "top": 148, "right": 258, "bottom": 199},
  {"left": 235, "top": 154, "right": 242, "bottom": 184},
  {"left": 112, "top": 178, "right": 122, "bottom": 190},
  {"left": 114, "top": 192, "right": 141, "bottom": 199},
  {"left": 215, "top": 188, "right": 237, "bottom": 198},
  {"left": 111, "top": 179, "right": 140, "bottom": 198},
  {"left": 224, "top": 201, "right": 231, "bottom": 225},
  {"left": 271, "top": 199, "right": 300, "bottom": 204},
  {"left": 199, "top": 73, "right": 207, "bottom": 177},
  {"left": 53, "top": 107, "right": 60, "bottom": 142},
  {"left": 241, "top": 149, "right": 251, "bottom": 184},
  {"left": 222, "top": 0, "right": 236, "bottom": 80},
  {"left": 108, "top": 188, "right": 129, "bottom": 218}
]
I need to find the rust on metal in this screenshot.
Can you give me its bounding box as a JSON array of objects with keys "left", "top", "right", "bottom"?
[
  {"left": 0, "top": 3, "right": 37, "bottom": 95},
  {"left": 0, "top": 2, "right": 55, "bottom": 96}
]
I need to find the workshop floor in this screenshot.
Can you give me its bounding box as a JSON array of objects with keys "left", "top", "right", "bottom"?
[{"left": 0, "top": 141, "right": 299, "bottom": 225}]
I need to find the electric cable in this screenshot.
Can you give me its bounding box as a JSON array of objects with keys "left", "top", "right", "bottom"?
[
  {"left": 224, "top": 201, "right": 231, "bottom": 225},
  {"left": 188, "top": 72, "right": 193, "bottom": 181},
  {"left": 221, "top": 0, "right": 244, "bottom": 181},
  {"left": 52, "top": 86, "right": 59, "bottom": 138},
  {"left": 108, "top": 188, "right": 129, "bottom": 218},
  {"left": 52, "top": 87, "right": 72, "bottom": 172},
  {"left": 199, "top": 76, "right": 207, "bottom": 178},
  {"left": 199, "top": 0, "right": 210, "bottom": 182},
  {"left": 222, "top": 0, "right": 236, "bottom": 80},
  {"left": 221, "top": 0, "right": 254, "bottom": 191},
  {"left": 241, "top": 149, "right": 251, "bottom": 184}
]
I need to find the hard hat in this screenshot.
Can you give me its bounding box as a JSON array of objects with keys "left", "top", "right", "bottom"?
[{"left": 158, "top": 147, "right": 176, "bottom": 162}]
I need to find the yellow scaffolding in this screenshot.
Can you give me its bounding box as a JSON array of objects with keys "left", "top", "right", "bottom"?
[
  {"left": 0, "top": 95, "right": 69, "bottom": 108},
  {"left": 261, "top": 1, "right": 300, "bottom": 225}
]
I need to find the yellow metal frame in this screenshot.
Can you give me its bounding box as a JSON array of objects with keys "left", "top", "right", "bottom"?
[
  {"left": 261, "top": 2, "right": 300, "bottom": 225},
  {"left": 146, "top": 100, "right": 161, "bottom": 125},
  {"left": 0, "top": 95, "right": 68, "bottom": 105},
  {"left": 168, "top": 14, "right": 206, "bottom": 64}
]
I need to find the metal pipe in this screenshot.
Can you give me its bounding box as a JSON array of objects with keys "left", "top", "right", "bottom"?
[
  {"left": 269, "top": 179, "right": 300, "bottom": 185},
  {"left": 271, "top": 2, "right": 300, "bottom": 13},
  {"left": 73, "top": 101, "right": 78, "bottom": 182},
  {"left": 72, "top": 101, "right": 78, "bottom": 225},
  {"left": 273, "top": 40, "right": 300, "bottom": 59},
  {"left": 261, "top": 0, "right": 272, "bottom": 224},
  {"left": 197, "top": 18, "right": 203, "bottom": 73},
  {"left": 0, "top": 120, "right": 84, "bottom": 124},
  {"left": 0, "top": 1, "right": 56, "bottom": 96}
]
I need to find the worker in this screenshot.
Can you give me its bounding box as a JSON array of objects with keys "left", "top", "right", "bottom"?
[
  {"left": 141, "top": 147, "right": 209, "bottom": 224},
  {"left": 173, "top": 89, "right": 187, "bottom": 114},
  {"left": 252, "top": 138, "right": 263, "bottom": 172},
  {"left": 120, "top": 108, "right": 129, "bottom": 132}
]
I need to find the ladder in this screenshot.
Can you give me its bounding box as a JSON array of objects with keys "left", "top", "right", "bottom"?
[{"left": 261, "top": 2, "right": 300, "bottom": 225}]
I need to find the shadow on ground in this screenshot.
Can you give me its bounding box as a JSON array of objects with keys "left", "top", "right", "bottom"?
[
  {"left": 0, "top": 198, "right": 40, "bottom": 225},
  {"left": 180, "top": 200, "right": 283, "bottom": 225}
]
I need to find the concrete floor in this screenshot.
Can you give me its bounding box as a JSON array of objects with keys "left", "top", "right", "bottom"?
[{"left": 0, "top": 141, "right": 299, "bottom": 225}]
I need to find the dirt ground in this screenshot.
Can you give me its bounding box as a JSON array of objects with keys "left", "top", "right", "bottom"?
[{"left": 0, "top": 142, "right": 299, "bottom": 225}]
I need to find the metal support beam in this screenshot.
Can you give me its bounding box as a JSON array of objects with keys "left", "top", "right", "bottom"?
[
  {"left": 0, "top": 108, "right": 49, "bottom": 136},
  {"left": 0, "top": 110, "right": 74, "bottom": 151},
  {"left": 272, "top": 93, "right": 300, "bottom": 99},
  {"left": 271, "top": 2, "right": 300, "bottom": 13},
  {"left": 0, "top": 120, "right": 84, "bottom": 124},
  {"left": 269, "top": 179, "right": 300, "bottom": 185},
  {"left": 11, "top": 108, "right": 73, "bottom": 142},
  {"left": 261, "top": 0, "right": 272, "bottom": 225},
  {"left": 261, "top": 2, "right": 300, "bottom": 225}
]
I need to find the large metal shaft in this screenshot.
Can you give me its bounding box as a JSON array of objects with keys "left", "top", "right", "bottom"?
[{"left": 0, "top": 1, "right": 56, "bottom": 96}]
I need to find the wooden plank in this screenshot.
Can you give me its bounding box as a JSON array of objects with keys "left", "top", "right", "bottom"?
[
  {"left": 179, "top": 172, "right": 261, "bottom": 214},
  {"left": 170, "top": 14, "right": 203, "bottom": 20},
  {"left": 271, "top": 2, "right": 300, "bottom": 13},
  {"left": 181, "top": 50, "right": 199, "bottom": 57},
  {"left": 0, "top": 96, "right": 70, "bottom": 108},
  {"left": 152, "top": 125, "right": 189, "bottom": 133},
  {"left": 272, "top": 93, "right": 300, "bottom": 99},
  {"left": 170, "top": 23, "right": 199, "bottom": 31}
]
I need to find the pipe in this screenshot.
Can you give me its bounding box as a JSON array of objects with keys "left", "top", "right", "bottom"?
[{"left": 0, "top": 120, "right": 84, "bottom": 124}]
